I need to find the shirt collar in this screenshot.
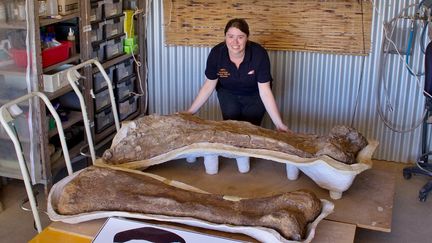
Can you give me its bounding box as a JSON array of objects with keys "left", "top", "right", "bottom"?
[{"left": 222, "top": 41, "right": 252, "bottom": 64}]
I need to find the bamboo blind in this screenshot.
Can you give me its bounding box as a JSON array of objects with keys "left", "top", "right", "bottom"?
[{"left": 163, "top": 0, "right": 372, "bottom": 55}]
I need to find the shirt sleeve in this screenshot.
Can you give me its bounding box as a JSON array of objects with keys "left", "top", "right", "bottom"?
[
  {"left": 256, "top": 47, "right": 273, "bottom": 83},
  {"left": 205, "top": 47, "right": 219, "bottom": 80}
]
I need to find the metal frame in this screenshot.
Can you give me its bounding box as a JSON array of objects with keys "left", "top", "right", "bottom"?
[
  {"left": 66, "top": 59, "right": 121, "bottom": 163},
  {"left": 0, "top": 58, "right": 121, "bottom": 233},
  {"left": 0, "top": 92, "right": 73, "bottom": 233}
]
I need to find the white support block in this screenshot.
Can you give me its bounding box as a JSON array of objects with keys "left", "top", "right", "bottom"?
[
  {"left": 236, "top": 156, "right": 250, "bottom": 173},
  {"left": 286, "top": 164, "right": 300, "bottom": 180},
  {"left": 186, "top": 156, "right": 197, "bottom": 163},
  {"left": 330, "top": 191, "right": 343, "bottom": 200},
  {"left": 204, "top": 155, "right": 219, "bottom": 175}
]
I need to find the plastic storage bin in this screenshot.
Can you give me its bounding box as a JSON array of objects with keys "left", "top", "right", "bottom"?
[
  {"left": 11, "top": 41, "right": 70, "bottom": 68},
  {"left": 104, "top": 34, "right": 125, "bottom": 60},
  {"left": 115, "top": 57, "right": 134, "bottom": 81},
  {"left": 90, "top": 20, "right": 104, "bottom": 43},
  {"left": 91, "top": 40, "right": 106, "bottom": 62},
  {"left": 94, "top": 88, "right": 111, "bottom": 112},
  {"left": 93, "top": 65, "right": 115, "bottom": 92},
  {"left": 118, "top": 95, "right": 137, "bottom": 120},
  {"left": 42, "top": 41, "right": 71, "bottom": 67},
  {"left": 103, "top": 0, "right": 123, "bottom": 18},
  {"left": 58, "top": 91, "right": 81, "bottom": 110},
  {"left": 104, "top": 15, "right": 124, "bottom": 39},
  {"left": 95, "top": 107, "right": 114, "bottom": 133},
  {"left": 123, "top": 0, "right": 137, "bottom": 10},
  {"left": 116, "top": 75, "right": 135, "bottom": 101},
  {"left": 90, "top": 0, "right": 103, "bottom": 22},
  {"left": 9, "top": 49, "right": 32, "bottom": 68}
]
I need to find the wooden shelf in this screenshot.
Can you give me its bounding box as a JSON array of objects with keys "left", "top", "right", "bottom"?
[
  {"left": 43, "top": 54, "right": 80, "bottom": 73},
  {"left": 0, "top": 21, "right": 26, "bottom": 30},
  {"left": 48, "top": 111, "right": 83, "bottom": 138},
  {"left": 39, "top": 13, "right": 80, "bottom": 27}
]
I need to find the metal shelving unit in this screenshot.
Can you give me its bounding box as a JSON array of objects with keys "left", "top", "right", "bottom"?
[{"left": 0, "top": 0, "right": 147, "bottom": 193}]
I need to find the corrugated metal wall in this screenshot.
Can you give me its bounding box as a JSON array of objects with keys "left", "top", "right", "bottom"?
[{"left": 146, "top": 0, "right": 428, "bottom": 163}]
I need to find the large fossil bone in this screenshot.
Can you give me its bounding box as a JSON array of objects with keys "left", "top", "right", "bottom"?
[
  {"left": 103, "top": 113, "right": 367, "bottom": 165},
  {"left": 49, "top": 166, "right": 330, "bottom": 242},
  {"left": 99, "top": 113, "right": 378, "bottom": 199}
]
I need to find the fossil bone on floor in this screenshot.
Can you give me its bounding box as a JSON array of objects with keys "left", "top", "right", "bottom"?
[
  {"left": 99, "top": 113, "right": 378, "bottom": 199},
  {"left": 47, "top": 165, "right": 335, "bottom": 243}
]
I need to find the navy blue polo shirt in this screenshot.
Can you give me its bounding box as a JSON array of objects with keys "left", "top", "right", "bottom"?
[{"left": 205, "top": 41, "right": 272, "bottom": 96}]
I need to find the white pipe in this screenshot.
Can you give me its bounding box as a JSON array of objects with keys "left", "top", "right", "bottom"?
[
  {"left": 67, "top": 65, "right": 96, "bottom": 163},
  {"left": 66, "top": 59, "right": 121, "bottom": 163},
  {"left": 0, "top": 91, "right": 73, "bottom": 233}
]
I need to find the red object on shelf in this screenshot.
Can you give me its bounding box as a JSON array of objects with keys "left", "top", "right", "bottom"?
[
  {"left": 10, "top": 41, "right": 72, "bottom": 68},
  {"left": 9, "top": 49, "right": 28, "bottom": 68}
]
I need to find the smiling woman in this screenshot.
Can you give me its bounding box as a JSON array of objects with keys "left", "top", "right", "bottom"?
[{"left": 185, "top": 18, "right": 289, "bottom": 132}]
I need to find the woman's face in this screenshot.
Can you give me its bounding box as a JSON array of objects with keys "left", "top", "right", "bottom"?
[{"left": 225, "top": 27, "right": 248, "bottom": 56}]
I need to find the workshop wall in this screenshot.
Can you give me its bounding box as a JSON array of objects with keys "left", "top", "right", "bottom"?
[{"left": 146, "top": 0, "right": 426, "bottom": 163}]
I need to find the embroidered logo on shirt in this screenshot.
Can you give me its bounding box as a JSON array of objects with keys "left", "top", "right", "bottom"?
[
  {"left": 218, "top": 68, "right": 230, "bottom": 78},
  {"left": 248, "top": 70, "right": 255, "bottom": 75}
]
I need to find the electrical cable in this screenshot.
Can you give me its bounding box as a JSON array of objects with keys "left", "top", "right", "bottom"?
[
  {"left": 375, "top": 2, "right": 432, "bottom": 133},
  {"left": 351, "top": 56, "right": 366, "bottom": 127},
  {"left": 383, "top": 22, "right": 428, "bottom": 97},
  {"left": 129, "top": 7, "right": 145, "bottom": 97},
  {"left": 142, "top": 0, "right": 152, "bottom": 114},
  {"left": 350, "top": 0, "right": 367, "bottom": 127},
  {"left": 378, "top": 25, "right": 427, "bottom": 132},
  {"left": 126, "top": 2, "right": 150, "bottom": 114},
  {"left": 420, "top": 20, "right": 429, "bottom": 54}
]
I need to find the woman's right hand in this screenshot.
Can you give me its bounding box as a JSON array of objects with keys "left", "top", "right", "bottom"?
[
  {"left": 275, "top": 123, "right": 293, "bottom": 133},
  {"left": 180, "top": 110, "right": 194, "bottom": 115}
]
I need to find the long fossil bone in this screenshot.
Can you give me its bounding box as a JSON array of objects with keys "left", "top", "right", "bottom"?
[{"left": 54, "top": 166, "right": 322, "bottom": 241}]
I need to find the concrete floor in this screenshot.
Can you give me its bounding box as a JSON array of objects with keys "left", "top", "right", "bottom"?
[{"left": 0, "top": 160, "right": 431, "bottom": 243}]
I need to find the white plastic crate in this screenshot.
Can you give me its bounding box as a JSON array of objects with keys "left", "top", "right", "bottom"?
[{"left": 43, "top": 64, "right": 75, "bottom": 92}]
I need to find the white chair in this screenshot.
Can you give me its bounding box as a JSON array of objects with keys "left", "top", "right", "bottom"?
[
  {"left": 0, "top": 91, "right": 73, "bottom": 232},
  {"left": 0, "top": 59, "right": 120, "bottom": 233}
]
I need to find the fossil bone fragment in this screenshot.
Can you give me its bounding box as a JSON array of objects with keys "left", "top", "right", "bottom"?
[
  {"left": 99, "top": 113, "right": 377, "bottom": 199},
  {"left": 53, "top": 166, "right": 323, "bottom": 241},
  {"left": 103, "top": 113, "right": 368, "bottom": 165}
]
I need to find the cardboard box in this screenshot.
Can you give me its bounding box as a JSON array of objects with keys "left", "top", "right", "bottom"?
[{"left": 58, "top": 0, "right": 79, "bottom": 15}]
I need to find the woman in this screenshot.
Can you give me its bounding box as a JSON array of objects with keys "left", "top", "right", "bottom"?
[{"left": 186, "top": 18, "right": 289, "bottom": 132}]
